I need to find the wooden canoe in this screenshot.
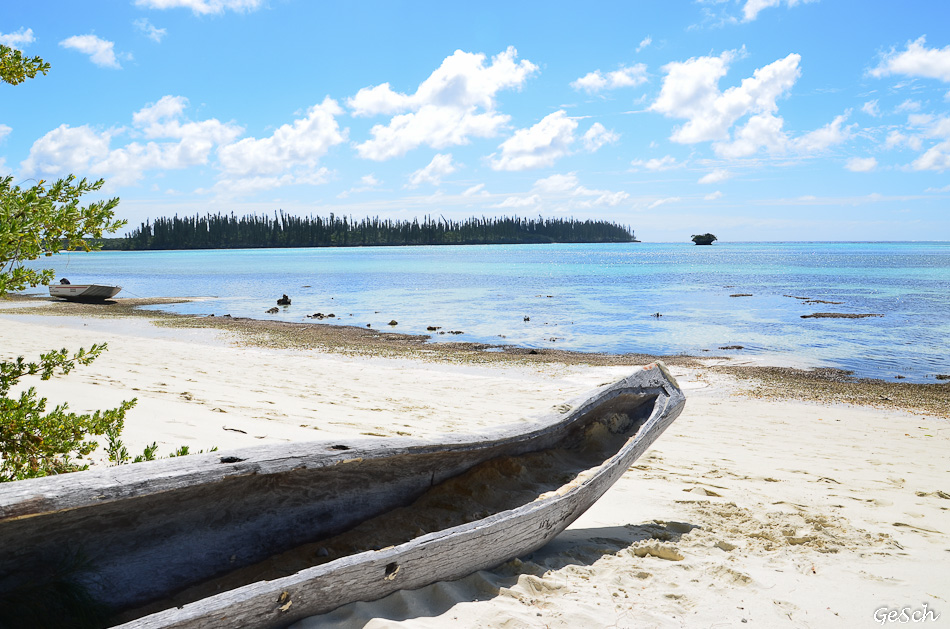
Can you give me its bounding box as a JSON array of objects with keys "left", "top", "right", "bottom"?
[{"left": 0, "top": 362, "right": 685, "bottom": 628}]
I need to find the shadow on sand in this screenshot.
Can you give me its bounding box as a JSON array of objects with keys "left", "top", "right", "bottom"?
[{"left": 291, "top": 520, "right": 700, "bottom": 628}]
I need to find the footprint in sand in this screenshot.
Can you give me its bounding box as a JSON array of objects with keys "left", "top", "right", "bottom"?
[{"left": 684, "top": 487, "right": 722, "bottom": 497}]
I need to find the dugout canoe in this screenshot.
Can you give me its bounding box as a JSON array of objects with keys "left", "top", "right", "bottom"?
[{"left": 0, "top": 362, "right": 685, "bottom": 628}]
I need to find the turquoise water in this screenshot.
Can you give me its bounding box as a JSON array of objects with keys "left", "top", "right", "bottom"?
[{"left": 24, "top": 242, "right": 950, "bottom": 382}]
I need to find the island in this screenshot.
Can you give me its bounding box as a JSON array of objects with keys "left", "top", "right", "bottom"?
[
  {"left": 691, "top": 233, "right": 717, "bottom": 245},
  {"left": 99, "top": 213, "right": 638, "bottom": 250}
]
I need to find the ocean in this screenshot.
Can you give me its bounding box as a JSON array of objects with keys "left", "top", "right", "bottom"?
[{"left": 23, "top": 242, "right": 950, "bottom": 383}]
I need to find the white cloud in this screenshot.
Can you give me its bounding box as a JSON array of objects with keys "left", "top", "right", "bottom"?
[
  {"left": 698, "top": 168, "right": 733, "bottom": 184},
  {"left": 533, "top": 173, "right": 581, "bottom": 194},
  {"left": 21, "top": 95, "right": 243, "bottom": 186},
  {"left": 132, "top": 96, "right": 242, "bottom": 151},
  {"left": 870, "top": 36, "right": 950, "bottom": 82},
  {"left": 463, "top": 183, "right": 489, "bottom": 197},
  {"left": 742, "top": 0, "right": 816, "bottom": 22},
  {"left": 637, "top": 37, "right": 652, "bottom": 53},
  {"left": 20, "top": 95, "right": 348, "bottom": 194},
  {"left": 885, "top": 129, "right": 923, "bottom": 151},
  {"left": 911, "top": 140, "right": 950, "bottom": 171},
  {"left": 20, "top": 124, "right": 115, "bottom": 177},
  {"left": 895, "top": 99, "right": 921, "bottom": 112},
  {"left": 907, "top": 113, "right": 934, "bottom": 128},
  {"left": 789, "top": 111, "right": 854, "bottom": 152},
  {"left": 59, "top": 34, "right": 122, "bottom": 69},
  {"left": 337, "top": 173, "right": 381, "bottom": 199},
  {"left": 845, "top": 156, "right": 877, "bottom": 172},
  {"left": 134, "top": 18, "right": 167, "bottom": 43},
  {"left": 0, "top": 28, "right": 34, "bottom": 49},
  {"left": 493, "top": 173, "right": 629, "bottom": 211},
  {"left": 531, "top": 172, "right": 629, "bottom": 208},
  {"left": 712, "top": 109, "right": 853, "bottom": 159},
  {"left": 351, "top": 47, "right": 538, "bottom": 160},
  {"left": 217, "top": 97, "right": 345, "bottom": 178},
  {"left": 213, "top": 171, "right": 331, "bottom": 198},
  {"left": 630, "top": 155, "right": 679, "bottom": 171},
  {"left": 134, "top": 0, "right": 263, "bottom": 15},
  {"left": 495, "top": 194, "right": 541, "bottom": 208},
  {"left": 571, "top": 64, "right": 647, "bottom": 93},
  {"left": 648, "top": 197, "right": 681, "bottom": 209},
  {"left": 407, "top": 153, "right": 457, "bottom": 187},
  {"left": 582, "top": 123, "right": 619, "bottom": 152},
  {"left": 0, "top": 124, "right": 11, "bottom": 142},
  {"left": 714, "top": 112, "right": 788, "bottom": 158},
  {"left": 490, "top": 110, "right": 577, "bottom": 171},
  {"left": 705, "top": 190, "right": 723, "bottom": 200},
  {"left": 650, "top": 50, "right": 801, "bottom": 147},
  {"left": 861, "top": 100, "right": 880, "bottom": 117}
]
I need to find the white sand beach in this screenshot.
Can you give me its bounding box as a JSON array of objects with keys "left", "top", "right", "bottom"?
[{"left": 1, "top": 308, "right": 948, "bottom": 628}]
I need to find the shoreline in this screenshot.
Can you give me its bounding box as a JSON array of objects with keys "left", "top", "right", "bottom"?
[
  {"left": 1, "top": 296, "right": 948, "bottom": 627},
  {"left": 4, "top": 294, "right": 949, "bottom": 417}
]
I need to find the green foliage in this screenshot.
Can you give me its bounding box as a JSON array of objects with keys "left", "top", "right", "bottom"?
[
  {"left": 0, "top": 344, "right": 137, "bottom": 482},
  {"left": 107, "top": 433, "right": 216, "bottom": 465},
  {"left": 0, "top": 175, "right": 125, "bottom": 295},
  {"left": 114, "top": 211, "right": 637, "bottom": 249},
  {"left": 0, "top": 46, "right": 137, "bottom": 484},
  {"left": 0, "top": 44, "right": 50, "bottom": 86}
]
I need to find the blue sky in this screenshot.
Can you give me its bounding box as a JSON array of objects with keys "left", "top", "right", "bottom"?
[{"left": 2, "top": 0, "right": 949, "bottom": 241}]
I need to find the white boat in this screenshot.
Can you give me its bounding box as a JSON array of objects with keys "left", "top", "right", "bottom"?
[{"left": 48, "top": 283, "right": 122, "bottom": 301}]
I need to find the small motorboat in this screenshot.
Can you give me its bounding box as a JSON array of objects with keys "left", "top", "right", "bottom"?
[{"left": 48, "top": 281, "right": 122, "bottom": 301}]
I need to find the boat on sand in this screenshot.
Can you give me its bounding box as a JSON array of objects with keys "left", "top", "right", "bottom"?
[
  {"left": 0, "top": 363, "right": 685, "bottom": 628},
  {"left": 48, "top": 283, "right": 122, "bottom": 301}
]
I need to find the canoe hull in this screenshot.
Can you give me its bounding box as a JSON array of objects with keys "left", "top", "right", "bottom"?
[
  {"left": 0, "top": 363, "right": 685, "bottom": 628},
  {"left": 48, "top": 284, "right": 122, "bottom": 300}
]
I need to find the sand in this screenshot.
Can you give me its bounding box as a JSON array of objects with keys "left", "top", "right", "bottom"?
[{"left": 1, "top": 300, "right": 948, "bottom": 628}]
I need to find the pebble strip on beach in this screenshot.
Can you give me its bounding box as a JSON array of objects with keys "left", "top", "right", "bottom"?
[{"left": 4, "top": 295, "right": 948, "bottom": 418}]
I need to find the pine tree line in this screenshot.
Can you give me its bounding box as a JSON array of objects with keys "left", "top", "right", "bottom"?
[{"left": 109, "top": 212, "right": 636, "bottom": 250}]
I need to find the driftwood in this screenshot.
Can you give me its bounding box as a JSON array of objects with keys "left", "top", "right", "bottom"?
[{"left": 0, "top": 363, "right": 685, "bottom": 628}]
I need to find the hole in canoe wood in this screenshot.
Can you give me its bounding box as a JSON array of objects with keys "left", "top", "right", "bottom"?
[
  {"left": 329, "top": 444, "right": 351, "bottom": 450},
  {"left": 384, "top": 562, "right": 400, "bottom": 580},
  {"left": 219, "top": 456, "right": 245, "bottom": 463},
  {"left": 119, "top": 393, "right": 658, "bottom": 620}
]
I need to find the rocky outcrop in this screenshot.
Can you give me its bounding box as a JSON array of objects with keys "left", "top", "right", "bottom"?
[{"left": 691, "top": 233, "right": 717, "bottom": 245}]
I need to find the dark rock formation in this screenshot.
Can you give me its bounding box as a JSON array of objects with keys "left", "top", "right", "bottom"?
[
  {"left": 691, "top": 233, "right": 717, "bottom": 245},
  {"left": 277, "top": 294, "right": 291, "bottom": 306},
  {"left": 801, "top": 313, "right": 883, "bottom": 319},
  {"left": 266, "top": 307, "right": 279, "bottom": 314}
]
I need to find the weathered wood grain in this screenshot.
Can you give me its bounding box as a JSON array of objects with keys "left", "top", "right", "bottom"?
[{"left": 0, "top": 363, "right": 684, "bottom": 628}]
